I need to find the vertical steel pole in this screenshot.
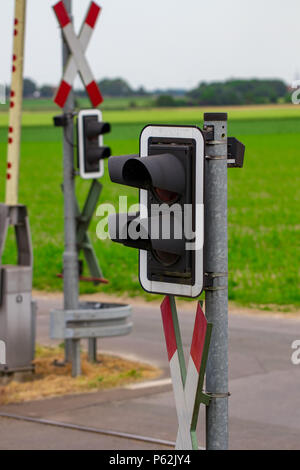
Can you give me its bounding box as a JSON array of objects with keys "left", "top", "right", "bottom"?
[
  {"left": 6, "top": 0, "right": 27, "bottom": 206},
  {"left": 61, "top": 0, "right": 80, "bottom": 375},
  {"left": 204, "top": 113, "right": 228, "bottom": 450},
  {"left": 88, "top": 338, "right": 97, "bottom": 363}
]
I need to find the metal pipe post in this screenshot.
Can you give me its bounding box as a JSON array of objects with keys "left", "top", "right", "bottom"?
[
  {"left": 204, "top": 113, "right": 228, "bottom": 449},
  {"left": 88, "top": 338, "right": 97, "bottom": 363},
  {"left": 61, "top": 0, "right": 80, "bottom": 374}
]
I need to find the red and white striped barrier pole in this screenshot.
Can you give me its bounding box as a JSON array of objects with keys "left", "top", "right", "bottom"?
[
  {"left": 53, "top": 1, "right": 103, "bottom": 108},
  {"left": 161, "top": 296, "right": 212, "bottom": 450}
]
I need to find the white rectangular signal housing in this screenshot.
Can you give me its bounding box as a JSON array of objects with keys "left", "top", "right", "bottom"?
[
  {"left": 77, "top": 109, "right": 105, "bottom": 180},
  {"left": 139, "top": 125, "right": 205, "bottom": 298}
]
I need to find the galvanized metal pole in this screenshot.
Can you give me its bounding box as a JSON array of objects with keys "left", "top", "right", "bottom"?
[
  {"left": 204, "top": 113, "right": 228, "bottom": 450},
  {"left": 61, "top": 0, "right": 80, "bottom": 375},
  {"left": 88, "top": 338, "right": 97, "bottom": 363}
]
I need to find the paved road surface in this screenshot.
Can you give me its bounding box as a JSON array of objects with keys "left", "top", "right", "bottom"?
[{"left": 0, "top": 296, "right": 299, "bottom": 450}]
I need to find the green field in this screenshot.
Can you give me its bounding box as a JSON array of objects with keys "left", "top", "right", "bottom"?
[{"left": 0, "top": 104, "right": 299, "bottom": 309}]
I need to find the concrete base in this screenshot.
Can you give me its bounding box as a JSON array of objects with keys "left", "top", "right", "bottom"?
[{"left": 0, "top": 366, "right": 35, "bottom": 385}]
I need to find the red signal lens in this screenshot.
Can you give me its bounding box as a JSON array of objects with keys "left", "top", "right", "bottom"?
[
  {"left": 154, "top": 250, "right": 180, "bottom": 267},
  {"left": 154, "top": 188, "right": 179, "bottom": 204}
]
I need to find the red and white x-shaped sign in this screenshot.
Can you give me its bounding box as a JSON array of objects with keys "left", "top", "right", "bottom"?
[
  {"left": 53, "top": 1, "right": 103, "bottom": 108},
  {"left": 161, "top": 297, "right": 211, "bottom": 450}
]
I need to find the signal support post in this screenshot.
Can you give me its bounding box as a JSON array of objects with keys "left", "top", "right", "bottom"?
[{"left": 107, "top": 114, "right": 245, "bottom": 450}]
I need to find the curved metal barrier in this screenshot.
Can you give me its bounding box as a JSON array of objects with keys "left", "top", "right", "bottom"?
[{"left": 50, "top": 302, "right": 133, "bottom": 341}]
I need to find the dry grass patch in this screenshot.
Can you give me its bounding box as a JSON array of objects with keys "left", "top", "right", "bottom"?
[{"left": 0, "top": 345, "right": 161, "bottom": 405}]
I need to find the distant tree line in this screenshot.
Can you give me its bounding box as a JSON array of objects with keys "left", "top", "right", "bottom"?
[
  {"left": 74, "top": 78, "right": 147, "bottom": 98},
  {"left": 186, "top": 79, "right": 288, "bottom": 106},
  {"left": 21, "top": 78, "right": 54, "bottom": 98},
  {"left": 20, "top": 77, "right": 148, "bottom": 99},
  {"left": 20, "top": 76, "right": 290, "bottom": 106}
]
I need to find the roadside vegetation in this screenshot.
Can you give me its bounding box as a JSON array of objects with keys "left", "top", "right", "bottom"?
[{"left": 0, "top": 345, "right": 160, "bottom": 405}]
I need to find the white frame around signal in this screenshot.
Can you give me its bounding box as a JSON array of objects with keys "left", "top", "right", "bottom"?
[
  {"left": 139, "top": 125, "right": 205, "bottom": 298},
  {"left": 78, "top": 109, "right": 105, "bottom": 180}
]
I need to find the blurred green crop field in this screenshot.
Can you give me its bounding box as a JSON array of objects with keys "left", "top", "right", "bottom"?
[
  {"left": 0, "top": 104, "right": 299, "bottom": 309},
  {"left": 0, "top": 96, "right": 154, "bottom": 112}
]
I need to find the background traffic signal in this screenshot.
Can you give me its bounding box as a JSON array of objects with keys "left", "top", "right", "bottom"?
[
  {"left": 77, "top": 109, "right": 111, "bottom": 179},
  {"left": 108, "top": 125, "right": 205, "bottom": 298}
]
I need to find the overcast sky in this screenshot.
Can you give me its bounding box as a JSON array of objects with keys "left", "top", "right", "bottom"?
[{"left": 0, "top": 0, "right": 299, "bottom": 91}]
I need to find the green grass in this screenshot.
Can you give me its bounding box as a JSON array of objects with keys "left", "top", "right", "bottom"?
[
  {"left": 0, "top": 96, "right": 155, "bottom": 112},
  {"left": 0, "top": 104, "right": 299, "bottom": 308}
]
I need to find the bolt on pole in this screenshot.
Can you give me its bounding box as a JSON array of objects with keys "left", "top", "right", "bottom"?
[
  {"left": 61, "top": 0, "right": 80, "bottom": 375},
  {"left": 204, "top": 113, "right": 229, "bottom": 450}
]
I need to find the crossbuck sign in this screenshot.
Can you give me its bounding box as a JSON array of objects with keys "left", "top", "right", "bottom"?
[
  {"left": 53, "top": 1, "right": 103, "bottom": 108},
  {"left": 161, "top": 296, "right": 212, "bottom": 450}
]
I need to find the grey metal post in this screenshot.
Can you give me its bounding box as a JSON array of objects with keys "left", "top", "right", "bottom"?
[
  {"left": 61, "top": 0, "right": 80, "bottom": 375},
  {"left": 88, "top": 338, "right": 97, "bottom": 363},
  {"left": 204, "top": 113, "right": 228, "bottom": 450}
]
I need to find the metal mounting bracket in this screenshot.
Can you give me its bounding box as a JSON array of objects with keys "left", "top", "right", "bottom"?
[{"left": 204, "top": 272, "right": 228, "bottom": 292}]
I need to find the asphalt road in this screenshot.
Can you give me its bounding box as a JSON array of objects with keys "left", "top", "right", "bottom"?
[{"left": 0, "top": 296, "right": 299, "bottom": 450}]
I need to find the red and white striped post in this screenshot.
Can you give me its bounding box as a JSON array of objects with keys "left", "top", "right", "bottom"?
[
  {"left": 6, "top": 0, "right": 27, "bottom": 206},
  {"left": 53, "top": 1, "right": 103, "bottom": 108},
  {"left": 161, "top": 295, "right": 212, "bottom": 450}
]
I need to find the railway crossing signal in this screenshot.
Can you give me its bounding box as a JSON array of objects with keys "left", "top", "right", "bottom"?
[
  {"left": 108, "top": 125, "right": 205, "bottom": 298},
  {"left": 107, "top": 116, "right": 245, "bottom": 449},
  {"left": 77, "top": 109, "right": 111, "bottom": 179},
  {"left": 53, "top": 1, "right": 103, "bottom": 108}
]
